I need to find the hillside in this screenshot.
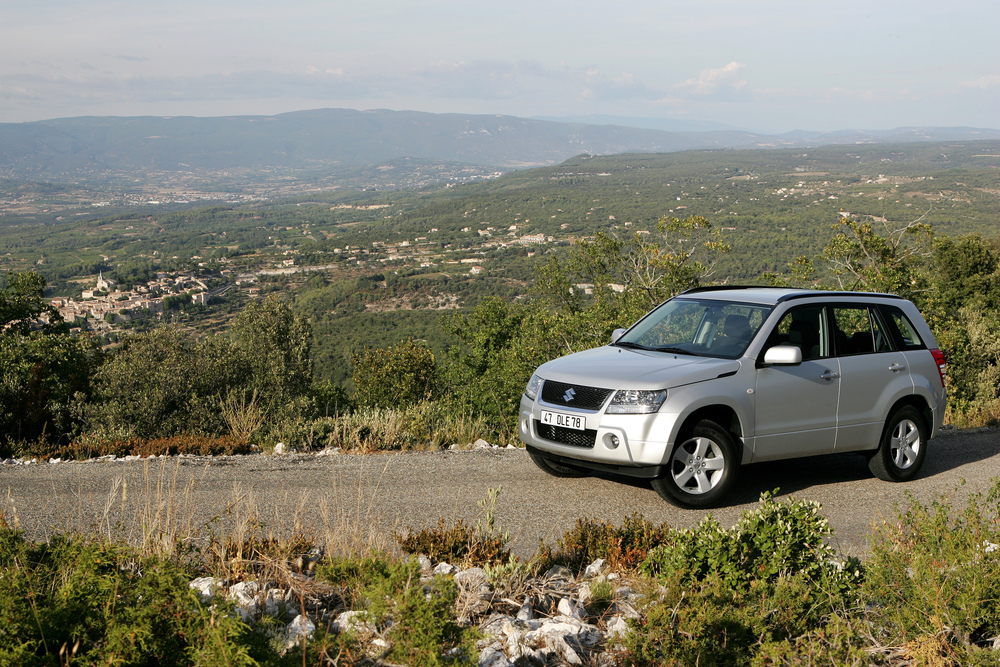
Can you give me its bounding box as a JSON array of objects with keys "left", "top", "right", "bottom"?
[{"left": 2, "top": 109, "right": 999, "bottom": 200}]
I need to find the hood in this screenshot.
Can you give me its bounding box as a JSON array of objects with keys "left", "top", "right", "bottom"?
[{"left": 536, "top": 345, "right": 741, "bottom": 391}]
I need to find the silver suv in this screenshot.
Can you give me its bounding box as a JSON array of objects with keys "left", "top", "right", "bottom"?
[{"left": 519, "top": 287, "right": 947, "bottom": 508}]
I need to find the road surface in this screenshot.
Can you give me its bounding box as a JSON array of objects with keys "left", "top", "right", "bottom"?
[{"left": 2, "top": 426, "right": 998, "bottom": 559}]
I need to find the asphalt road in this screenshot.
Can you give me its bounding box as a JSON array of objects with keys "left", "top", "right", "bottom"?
[{"left": 2, "top": 426, "right": 999, "bottom": 560}]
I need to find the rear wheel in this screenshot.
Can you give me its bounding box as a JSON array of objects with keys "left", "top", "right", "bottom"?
[
  {"left": 651, "top": 419, "right": 738, "bottom": 508},
  {"left": 868, "top": 405, "right": 927, "bottom": 482},
  {"left": 527, "top": 448, "right": 590, "bottom": 478}
]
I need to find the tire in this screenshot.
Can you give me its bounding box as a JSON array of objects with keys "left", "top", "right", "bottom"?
[
  {"left": 868, "top": 405, "right": 928, "bottom": 482},
  {"left": 527, "top": 448, "right": 590, "bottom": 478},
  {"left": 651, "top": 419, "right": 739, "bottom": 508}
]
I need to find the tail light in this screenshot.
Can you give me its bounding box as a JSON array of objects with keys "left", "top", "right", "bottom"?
[{"left": 930, "top": 349, "right": 947, "bottom": 387}]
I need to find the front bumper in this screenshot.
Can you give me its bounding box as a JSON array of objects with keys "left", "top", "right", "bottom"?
[{"left": 517, "top": 393, "right": 679, "bottom": 469}]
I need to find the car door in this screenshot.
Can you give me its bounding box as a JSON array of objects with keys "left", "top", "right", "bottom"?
[
  {"left": 752, "top": 304, "right": 840, "bottom": 461},
  {"left": 831, "top": 303, "right": 912, "bottom": 451}
]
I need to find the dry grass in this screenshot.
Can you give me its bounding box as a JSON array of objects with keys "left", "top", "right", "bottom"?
[{"left": 4, "top": 455, "right": 400, "bottom": 577}]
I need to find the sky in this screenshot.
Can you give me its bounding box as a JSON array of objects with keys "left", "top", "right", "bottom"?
[{"left": 2, "top": 0, "right": 999, "bottom": 134}]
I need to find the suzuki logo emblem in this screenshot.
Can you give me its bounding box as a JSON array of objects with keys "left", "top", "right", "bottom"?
[{"left": 563, "top": 388, "right": 577, "bottom": 402}]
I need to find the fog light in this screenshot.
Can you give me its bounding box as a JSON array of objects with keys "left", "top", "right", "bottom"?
[{"left": 606, "top": 434, "right": 620, "bottom": 449}]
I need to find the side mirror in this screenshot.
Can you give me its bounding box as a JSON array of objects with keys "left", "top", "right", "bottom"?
[
  {"left": 610, "top": 328, "right": 627, "bottom": 344},
  {"left": 763, "top": 345, "right": 803, "bottom": 366}
]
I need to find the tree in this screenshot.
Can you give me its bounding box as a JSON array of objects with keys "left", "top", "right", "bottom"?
[
  {"left": 0, "top": 270, "right": 63, "bottom": 335},
  {"left": 0, "top": 272, "right": 95, "bottom": 453},
  {"left": 532, "top": 215, "right": 730, "bottom": 352},
  {"left": 352, "top": 339, "right": 436, "bottom": 409},
  {"left": 821, "top": 215, "right": 933, "bottom": 299}
]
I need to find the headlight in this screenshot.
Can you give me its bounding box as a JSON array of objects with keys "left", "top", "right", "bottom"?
[
  {"left": 606, "top": 389, "right": 667, "bottom": 414},
  {"left": 524, "top": 374, "right": 543, "bottom": 401}
]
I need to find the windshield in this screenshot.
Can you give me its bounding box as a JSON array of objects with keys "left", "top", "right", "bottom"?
[{"left": 615, "top": 298, "right": 773, "bottom": 359}]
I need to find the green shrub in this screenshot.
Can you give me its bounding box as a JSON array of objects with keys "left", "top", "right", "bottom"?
[
  {"left": 621, "top": 492, "right": 864, "bottom": 666},
  {"left": 863, "top": 482, "right": 1000, "bottom": 660},
  {"left": 316, "top": 555, "right": 477, "bottom": 666},
  {"left": 640, "top": 491, "right": 862, "bottom": 594},
  {"left": 352, "top": 338, "right": 437, "bottom": 409},
  {"left": 0, "top": 527, "right": 267, "bottom": 666}
]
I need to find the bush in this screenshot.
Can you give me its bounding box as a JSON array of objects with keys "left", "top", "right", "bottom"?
[
  {"left": 352, "top": 338, "right": 436, "bottom": 409},
  {"left": 621, "top": 492, "right": 864, "bottom": 666},
  {"left": 0, "top": 527, "right": 267, "bottom": 666},
  {"left": 316, "top": 555, "right": 478, "bottom": 666},
  {"left": 396, "top": 486, "right": 511, "bottom": 567},
  {"left": 863, "top": 483, "right": 1000, "bottom": 660}
]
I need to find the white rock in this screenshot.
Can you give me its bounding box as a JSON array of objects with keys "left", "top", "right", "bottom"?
[
  {"left": 334, "top": 610, "right": 374, "bottom": 635},
  {"left": 473, "top": 438, "right": 492, "bottom": 449},
  {"left": 273, "top": 442, "right": 286, "bottom": 455},
  {"left": 285, "top": 614, "right": 316, "bottom": 647},
  {"left": 418, "top": 554, "right": 433, "bottom": 572},
  {"left": 583, "top": 558, "right": 605, "bottom": 578},
  {"left": 265, "top": 588, "right": 291, "bottom": 617},
  {"left": 228, "top": 580, "right": 260, "bottom": 621},
  {"left": 605, "top": 615, "right": 630, "bottom": 639},
  {"left": 433, "top": 562, "right": 458, "bottom": 576},
  {"left": 557, "top": 597, "right": 584, "bottom": 619},
  {"left": 478, "top": 646, "right": 511, "bottom": 667},
  {"left": 189, "top": 576, "right": 221, "bottom": 601},
  {"left": 516, "top": 598, "right": 534, "bottom": 621}
]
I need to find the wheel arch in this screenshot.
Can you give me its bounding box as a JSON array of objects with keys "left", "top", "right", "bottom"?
[
  {"left": 675, "top": 404, "right": 745, "bottom": 459},
  {"left": 886, "top": 394, "right": 933, "bottom": 436}
]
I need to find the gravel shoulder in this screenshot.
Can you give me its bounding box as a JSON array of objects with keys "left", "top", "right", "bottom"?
[{"left": 3, "top": 426, "right": 999, "bottom": 559}]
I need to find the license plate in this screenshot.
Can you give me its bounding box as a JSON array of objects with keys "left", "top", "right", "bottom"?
[{"left": 541, "top": 410, "right": 585, "bottom": 431}]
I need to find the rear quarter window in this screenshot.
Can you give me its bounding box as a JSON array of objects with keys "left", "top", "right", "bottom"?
[{"left": 880, "top": 305, "right": 927, "bottom": 350}]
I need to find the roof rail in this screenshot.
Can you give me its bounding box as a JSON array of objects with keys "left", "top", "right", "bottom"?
[
  {"left": 776, "top": 290, "right": 904, "bottom": 302},
  {"left": 679, "top": 285, "right": 776, "bottom": 295}
]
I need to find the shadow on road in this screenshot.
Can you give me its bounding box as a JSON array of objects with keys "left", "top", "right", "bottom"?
[{"left": 590, "top": 428, "right": 1000, "bottom": 510}]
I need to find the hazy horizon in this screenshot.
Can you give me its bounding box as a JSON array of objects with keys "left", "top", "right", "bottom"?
[{"left": 3, "top": 0, "right": 998, "bottom": 134}]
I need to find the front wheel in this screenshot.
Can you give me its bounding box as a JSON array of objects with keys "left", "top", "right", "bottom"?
[
  {"left": 868, "top": 405, "right": 928, "bottom": 482},
  {"left": 651, "top": 419, "right": 739, "bottom": 508}
]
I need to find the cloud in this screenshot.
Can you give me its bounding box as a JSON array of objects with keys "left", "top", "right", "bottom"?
[
  {"left": 961, "top": 74, "right": 1000, "bottom": 90},
  {"left": 675, "top": 61, "right": 748, "bottom": 97}
]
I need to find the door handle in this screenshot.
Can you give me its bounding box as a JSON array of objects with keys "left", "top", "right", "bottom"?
[
  {"left": 889, "top": 363, "right": 906, "bottom": 372},
  {"left": 820, "top": 370, "right": 841, "bottom": 380}
]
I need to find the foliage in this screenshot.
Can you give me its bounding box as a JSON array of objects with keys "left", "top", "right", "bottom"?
[
  {"left": 0, "top": 270, "right": 63, "bottom": 335},
  {"left": 84, "top": 297, "right": 314, "bottom": 443},
  {"left": 0, "top": 271, "right": 96, "bottom": 454},
  {"left": 439, "top": 297, "right": 547, "bottom": 437},
  {"left": 532, "top": 215, "right": 730, "bottom": 352},
  {"left": 316, "top": 555, "right": 478, "bottom": 666},
  {"left": 0, "top": 528, "right": 266, "bottom": 666},
  {"left": 622, "top": 492, "right": 865, "bottom": 667},
  {"left": 42, "top": 434, "right": 253, "bottom": 460},
  {"left": 822, "top": 215, "right": 934, "bottom": 298},
  {"left": 640, "top": 491, "right": 862, "bottom": 593},
  {"left": 863, "top": 484, "right": 1000, "bottom": 660},
  {"left": 352, "top": 338, "right": 436, "bottom": 408}
]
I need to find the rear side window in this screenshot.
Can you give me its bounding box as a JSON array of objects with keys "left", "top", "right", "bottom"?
[
  {"left": 831, "top": 305, "right": 892, "bottom": 355},
  {"left": 880, "top": 305, "right": 927, "bottom": 350}
]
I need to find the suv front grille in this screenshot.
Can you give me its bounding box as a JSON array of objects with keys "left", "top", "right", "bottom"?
[
  {"left": 541, "top": 380, "right": 613, "bottom": 410},
  {"left": 535, "top": 421, "right": 597, "bottom": 448}
]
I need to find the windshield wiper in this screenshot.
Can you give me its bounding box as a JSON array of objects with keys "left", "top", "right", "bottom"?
[
  {"left": 612, "top": 341, "right": 652, "bottom": 351},
  {"left": 650, "top": 346, "right": 694, "bottom": 355}
]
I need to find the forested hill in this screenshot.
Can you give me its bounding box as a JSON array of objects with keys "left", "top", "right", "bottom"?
[
  {"left": 2, "top": 108, "right": 999, "bottom": 189},
  {"left": 0, "top": 108, "right": 766, "bottom": 179}
]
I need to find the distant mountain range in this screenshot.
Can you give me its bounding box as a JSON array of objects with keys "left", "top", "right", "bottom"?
[{"left": 1, "top": 108, "right": 998, "bottom": 187}]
